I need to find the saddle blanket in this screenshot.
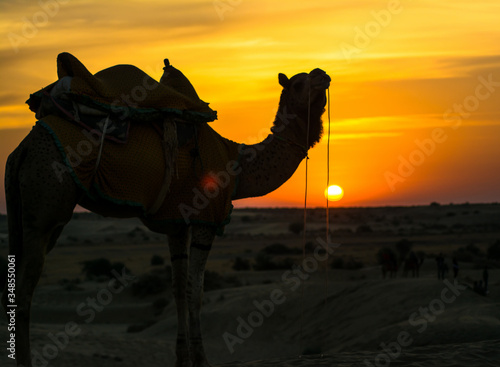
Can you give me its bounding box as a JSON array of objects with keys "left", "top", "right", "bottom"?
[{"left": 38, "top": 114, "right": 240, "bottom": 235}]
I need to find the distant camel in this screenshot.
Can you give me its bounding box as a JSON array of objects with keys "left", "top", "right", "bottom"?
[
  {"left": 403, "top": 252, "right": 424, "bottom": 278},
  {"left": 2, "top": 57, "right": 330, "bottom": 367}
]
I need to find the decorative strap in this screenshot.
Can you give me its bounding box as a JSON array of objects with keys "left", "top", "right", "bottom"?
[{"left": 147, "top": 118, "right": 178, "bottom": 216}]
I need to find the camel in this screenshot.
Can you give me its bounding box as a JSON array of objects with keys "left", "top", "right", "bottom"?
[
  {"left": 402, "top": 251, "right": 424, "bottom": 278},
  {"left": 2, "top": 64, "right": 330, "bottom": 367}
]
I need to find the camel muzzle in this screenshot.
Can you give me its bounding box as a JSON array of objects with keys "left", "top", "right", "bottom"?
[{"left": 309, "top": 68, "right": 331, "bottom": 90}]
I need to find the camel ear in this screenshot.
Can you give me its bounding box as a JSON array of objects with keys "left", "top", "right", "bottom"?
[{"left": 278, "top": 73, "right": 289, "bottom": 88}]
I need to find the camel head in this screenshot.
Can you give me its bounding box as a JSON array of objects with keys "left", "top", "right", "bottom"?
[{"left": 275, "top": 68, "right": 331, "bottom": 149}]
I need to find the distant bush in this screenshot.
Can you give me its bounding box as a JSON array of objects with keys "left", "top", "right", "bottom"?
[
  {"left": 241, "top": 215, "right": 252, "bottom": 223},
  {"left": 289, "top": 222, "right": 304, "bottom": 235},
  {"left": 151, "top": 255, "right": 165, "bottom": 266},
  {"left": 253, "top": 252, "right": 295, "bottom": 271},
  {"left": 356, "top": 225, "right": 373, "bottom": 234},
  {"left": 345, "top": 258, "right": 364, "bottom": 270},
  {"left": 132, "top": 273, "right": 167, "bottom": 297},
  {"left": 262, "top": 243, "right": 300, "bottom": 255},
  {"left": 331, "top": 257, "right": 344, "bottom": 269},
  {"left": 232, "top": 257, "right": 251, "bottom": 271},
  {"left": 253, "top": 252, "right": 276, "bottom": 271},
  {"left": 81, "top": 258, "right": 131, "bottom": 280},
  {"left": 302, "top": 345, "right": 322, "bottom": 355},
  {"left": 331, "top": 257, "right": 363, "bottom": 270},
  {"left": 204, "top": 270, "right": 243, "bottom": 291},
  {"left": 333, "top": 228, "right": 353, "bottom": 235},
  {"left": 304, "top": 241, "right": 315, "bottom": 253},
  {"left": 487, "top": 240, "right": 500, "bottom": 260},
  {"left": 59, "top": 278, "right": 83, "bottom": 291}
]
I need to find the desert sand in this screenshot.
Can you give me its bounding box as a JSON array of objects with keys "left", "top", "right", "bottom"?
[{"left": 1, "top": 204, "right": 499, "bottom": 366}]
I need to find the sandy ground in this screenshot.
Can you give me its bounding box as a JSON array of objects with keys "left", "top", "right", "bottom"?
[
  {"left": 1, "top": 205, "right": 499, "bottom": 366},
  {"left": 1, "top": 271, "right": 499, "bottom": 366}
]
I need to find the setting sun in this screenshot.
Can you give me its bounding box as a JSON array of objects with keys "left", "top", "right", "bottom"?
[{"left": 325, "top": 185, "right": 344, "bottom": 202}]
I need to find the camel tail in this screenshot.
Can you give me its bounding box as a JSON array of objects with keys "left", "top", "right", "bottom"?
[{"left": 5, "top": 143, "right": 27, "bottom": 261}]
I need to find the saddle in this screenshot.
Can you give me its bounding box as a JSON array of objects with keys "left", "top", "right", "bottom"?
[
  {"left": 27, "top": 53, "right": 218, "bottom": 216},
  {"left": 27, "top": 52, "right": 217, "bottom": 143}
]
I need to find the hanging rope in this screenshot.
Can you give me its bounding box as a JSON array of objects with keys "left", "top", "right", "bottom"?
[
  {"left": 299, "top": 84, "right": 312, "bottom": 358},
  {"left": 322, "top": 87, "right": 331, "bottom": 358}
]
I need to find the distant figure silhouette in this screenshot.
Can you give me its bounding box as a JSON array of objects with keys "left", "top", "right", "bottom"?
[
  {"left": 452, "top": 257, "right": 459, "bottom": 279},
  {"left": 436, "top": 253, "right": 445, "bottom": 280},
  {"left": 403, "top": 251, "right": 423, "bottom": 277}
]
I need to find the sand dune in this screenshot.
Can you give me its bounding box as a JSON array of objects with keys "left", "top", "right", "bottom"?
[
  {"left": 1, "top": 271, "right": 499, "bottom": 366},
  {"left": 1, "top": 205, "right": 499, "bottom": 366}
]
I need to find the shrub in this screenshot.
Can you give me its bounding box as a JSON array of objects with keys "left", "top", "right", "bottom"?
[
  {"left": 487, "top": 240, "right": 500, "bottom": 260},
  {"left": 151, "top": 255, "right": 165, "bottom": 266},
  {"left": 81, "top": 258, "right": 114, "bottom": 280},
  {"left": 262, "top": 243, "right": 298, "bottom": 255},
  {"left": 81, "top": 258, "right": 131, "bottom": 280},
  {"left": 345, "top": 258, "right": 364, "bottom": 270},
  {"left": 132, "top": 273, "right": 167, "bottom": 297},
  {"left": 302, "top": 345, "right": 322, "bottom": 355},
  {"left": 241, "top": 215, "right": 252, "bottom": 223},
  {"left": 331, "top": 257, "right": 344, "bottom": 269},
  {"left": 356, "top": 225, "right": 373, "bottom": 234},
  {"left": 204, "top": 271, "right": 243, "bottom": 291},
  {"left": 253, "top": 252, "right": 296, "bottom": 271},
  {"left": 253, "top": 252, "right": 276, "bottom": 271},
  {"left": 304, "top": 241, "right": 315, "bottom": 253},
  {"left": 232, "top": 257, "right": 251, "bottom": 271}
]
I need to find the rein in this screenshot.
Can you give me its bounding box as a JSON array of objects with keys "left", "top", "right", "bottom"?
[{"left": 298, "top": 83, "right": 331, "bottom": 359}]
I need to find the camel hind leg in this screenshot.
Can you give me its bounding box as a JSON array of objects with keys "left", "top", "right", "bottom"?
[
  {"left": 2, "top": 127, "right": 78, "bottom": 366},
  {"left": 167, "top": 224, "right": 191, "bottom": 367},
  {"left": 188, "top": 225, "right": 216, "bottom": 367}
]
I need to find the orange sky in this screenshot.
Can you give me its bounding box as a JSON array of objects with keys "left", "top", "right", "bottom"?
[{"left": 1, "top": 0, "right": 499, "bottom": 212}]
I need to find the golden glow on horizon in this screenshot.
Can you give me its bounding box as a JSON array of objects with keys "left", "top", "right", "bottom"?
[{"left": 325, "top": 185, "right": 344, "bottom": 202}]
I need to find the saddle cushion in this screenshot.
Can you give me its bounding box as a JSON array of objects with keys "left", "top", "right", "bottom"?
[
  {"left": 27, "top": 52, "right": 217, "bottom": 133},
  {"left": 38, "top": 114, "right": 240, "bottom": 235}
]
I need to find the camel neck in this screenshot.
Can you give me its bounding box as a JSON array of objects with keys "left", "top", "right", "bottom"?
[{"left": 232, "top": 132, "right": 307, "bottom": 200}]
